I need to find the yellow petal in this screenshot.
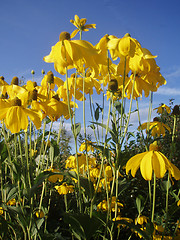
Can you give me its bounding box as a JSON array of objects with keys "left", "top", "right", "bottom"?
[
  {"left": 152, "top": 152, "right": 166, "bottom": 178},
  {"left": 71, "top": 29, "right": 79, "bottom": 39},
  {"left": 126, "top": 152, "right": 146, "bottom": 177},
  {"left": 140, "top": 151, "right": 153, "bottom": 180}
]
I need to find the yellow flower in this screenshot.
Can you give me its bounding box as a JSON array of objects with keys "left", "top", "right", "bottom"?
[
  {"left": 41, "top": 96, "right": 70, "bottom": 121},
  {"left": 135, "top": 215, "right": 148, "bottom": 225},
  {"left": 44, "top": 32, "right": 106, "bottom": 76},
  {"left": 35, "top": 210, "right": 45, "bottom": 218},
  {"left": 70, "top": 14, "right": 96, "bottom": 38},
  {"left": 139, "top": 120, "right": 171, "bottom": 137},
  {"left": 126, "top": 142, "right": 180, "bottom": 181},
  {"left": 7, "top": 198, "right": 16, "bottom": 206},
  {"left": 112, "top": 215, "right": 133, "bottom": 228},
  {"left": 46, "top": 168, "right": 63, "bottom": 183},
  {"left": 154, "top": 104, "right": 171, "bottom": 114},
  {"left": 0, "top": 97, "right": 41, "bottom": 134},
  {"left": 177, "top": 200, "right": 180, "bottom": 206},
  {"left": 55, "top": 183, "right": 74, "bottom": 195},
  {"left": 0, "top": 207, "right": 3, "bottom": 215},
  {"left": 41, "top": 71, "right": 64, "bottom": 90},
  {"left": 97, "top": 197, "right": 123, "bottom": 212},
  {"left": 79, "top": 141, "right": 95, "bottom": 152}
]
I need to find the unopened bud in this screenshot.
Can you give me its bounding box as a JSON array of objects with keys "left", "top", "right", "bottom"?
[
  {"left": 31, "top": 70, "right": 35, "bottom": 75},
  {"left": 0, "top": 76, "right": 5, "bottom": 81},
  {"left": 41, "top": 69, "right": 45, "bottom": 75}
]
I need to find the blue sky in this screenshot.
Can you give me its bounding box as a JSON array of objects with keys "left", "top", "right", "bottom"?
[{"left": 1, "top": 0, "right": 180, "bottom": 142}]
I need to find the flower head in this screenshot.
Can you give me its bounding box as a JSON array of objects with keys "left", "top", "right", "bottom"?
[
  {"left": 0, "top": 97, "right": 41, "bottom": 133},
  {"left": 55, "top": 183, "right": 74, "bottom": 195},
  {"left": 126, "top": 142, "right": 180, "bottom": 181},
  {"left": 139, "top": 120, "right": 171, "bottom": 137},
  {"left": 70, "top": 15, "right": 96, "bottom": 38},
  {"left": 154, "top": 104, "right": 171, "bottom": 114}
]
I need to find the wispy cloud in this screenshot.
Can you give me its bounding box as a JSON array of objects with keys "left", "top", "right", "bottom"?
[
  {"left": 155, "top": 87, "right": 180, "bottom": 96},
  {"left": 164, "top": 66, "right": 180, "bottom": 79}
]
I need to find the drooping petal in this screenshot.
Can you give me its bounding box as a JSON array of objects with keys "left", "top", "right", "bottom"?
[
  {"left": 140, "top": 151, "right": 153, "bottom": 180},
  {"left": 126, "top": 152, "right": 147, "bottom": 177},
  {"left": 152, "top": 152, "right": 166, "bottom": 178},
  {"left": 5, "top": 107, "right": 28, "bottom": 133},
  {"left": 23, "top": 108, "right": 42, "bottom": 130}
]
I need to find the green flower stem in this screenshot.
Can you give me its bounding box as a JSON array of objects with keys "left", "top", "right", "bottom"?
[
  {"left": 166, "top": 115, "right": 177, "bottom": 214},
  {"left": 136, "top": 98, "right": 148, "bottom": 151},
  {"left": 119, "top": 57, "right": 126, "bottom": 138},
  {"left": 57, "top": 117, "right": 63, "bottom": 145},
  {"left": 148, "top": 180, "right": 152, "bottom": 212},
  {"left": 89, "top": 94, "right": 98, "bottom": 143},
  {"left": 37, "top": 119, "right": 46, "bottom": 175},
  {"left": 120, "top": 71, "right": 136, "bottom": 147},
  {"left": 90, "top": 98, "right": 112, "bottom": 217},
  {"left": 151, "top": 173, "right": 156, "bottom": 223},
  {"left": 25, "top": 131, "right": 31, "bottom": 188},
  {"left": 102, "top": 77, "right": 105, "bottom": 143},
  {"left": 65, "top": 67, "right": 82, "bottom": 212},
  {"left": 162, "top": 115, "right": 177, "bottom": 240},
  {"left": 147, "top": 91, "right": 153, "bottom": 142}
]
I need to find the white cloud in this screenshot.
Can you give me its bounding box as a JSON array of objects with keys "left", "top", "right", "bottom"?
[
  {"left": 164, "top": 66, "right": 180, "bottom": 79},
  {"left": 155, "top": 87, "right": 180, "bottom": 96}
]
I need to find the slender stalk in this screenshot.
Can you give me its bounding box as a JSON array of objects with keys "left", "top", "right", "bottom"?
[
  {"left": 119, "top": 57, "right": 126, "bottom": 138},
  {"left": 151, "top": 173, "right": 156, "bottom": 223},
  {"left": 120, "top": 71, "right": 136, "bottom": 146},
  {"left": 65, "top": 67, "right": 82, "bottom": 212},
  {"left": 146, "top": 91, "right": 153, "bottom": 142},
  {"left": 136, "top": 98, "right": 148, "bottom": 151}
]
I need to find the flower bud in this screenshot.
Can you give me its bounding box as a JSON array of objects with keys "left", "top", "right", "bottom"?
[
  {"left": 41, "top": 69, "right": 45, "bottom": 75},
  {"left": 11, "top": 76, "right": 19, "bottom": 85},
  {"left": 108, "top": 79, "right": 118, "bottom": 92},
  {"left": 46, "top": 71, "right": 54, "bottom": 84},
  {"left": 31, "top": 70, "right": 35, "bottom": 75},
  {"left": 59, "top": 31, "right": 71, "bottom": 41},
  {"left": 0, "top": 76, "right": 5, "bottom": 81}
]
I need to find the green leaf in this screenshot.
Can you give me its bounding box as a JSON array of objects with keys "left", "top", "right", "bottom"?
[
  {"left": 0, "top": 141, "right": 8, "bottom": 162},
  {"left": 68, "top": 171, "right": 94, "bottom": 199},
  {"left": 64, "top": 213, "right": 102, "bottom": 240},
  {"left": 31, "top": 218, "right": 44, "bottom": 237},
  {"left": 0, "top": 215, "right": 8, "bottom": 236},
  {"left": 72, "top": 123, "right": 81, "bottom": 137},
  {"left": 145, "top": 222, "right": 154, "bottom": 237},
  {"left": 136, "top": 195, "right": 145, "bottom": 214},
  {"left": 95, "top": 106, "right": 100, "bottom": 121},
  {"left": 114, "top": 220, "right": 151, "bottom": 240}
]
